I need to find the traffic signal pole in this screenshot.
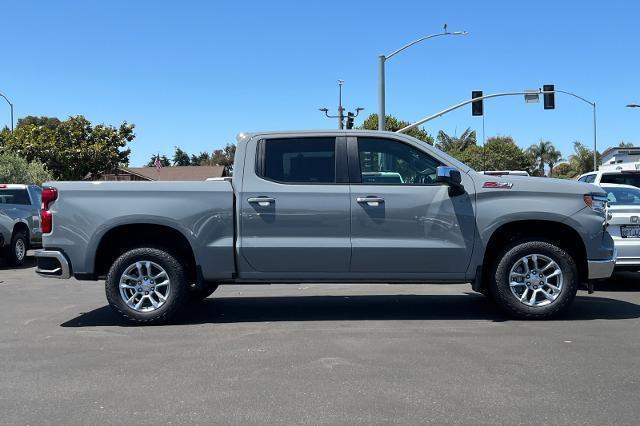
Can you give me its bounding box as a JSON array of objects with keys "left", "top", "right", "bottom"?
[{"left": 397, "top": 88, "right": 597, "bottom": 170}]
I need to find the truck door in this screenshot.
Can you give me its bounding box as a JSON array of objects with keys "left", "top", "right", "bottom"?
[
  {"left": 239, "top": 136, "right": 351, "bottom": 274},
  {"left": 348, "top": 136, "right": 475, "bottom": 276}
]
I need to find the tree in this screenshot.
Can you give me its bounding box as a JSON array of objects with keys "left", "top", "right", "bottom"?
[
  {"left": 211, "top": 143, "right": 236, "bottom": 175},
  {"left": 146, "top": 154, "right": 171, "bottom": 167},
  {"left": 0, "top": 115, "right": 134, "bottom": 180},
  {"left": 551, "top": 162, "right": 577, "bottom": 179},
  {"left": 172, "top": 147, "right": 191, "bottom": 166},
  {"left": 619, "top": 141, "right": 634, "bottom": 148},
  {"left": 546, "top": 146, "right": 564, "bottom": 177},
  {"left": 568, "top": 141, "right": 600, "bottom": 175},
  {"left": 360, "top": 114, "right": 434, "bottom": 145},
  {"left": 527, "top": 140, "right": 554, "bottom": 176},
  {"left": 16, "top": 116, "right": 61, "bottom": 130},
  {"left": 190, "top": 151, "right": 212, "bottom": 166},
  {"left": 435, "top": 128, "right": 477, "bottom": 153},
  {"left": 453, "top": 136, "right": 532, "bottom": 172},
  {"left": 0, "top": 151, "right": 52, "bottom": 185}
]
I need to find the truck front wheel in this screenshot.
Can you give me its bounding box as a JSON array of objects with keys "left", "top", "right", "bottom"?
[
  {"left": 105, "top": 248, "right": 189, "bottom": 324},
  {"left": 490, "top": 239, "right": 578, "bottom": 320}
]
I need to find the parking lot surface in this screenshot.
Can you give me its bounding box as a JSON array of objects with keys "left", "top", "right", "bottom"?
[{"left": 1, "top": 255, "right": 640, "bottom": 425}]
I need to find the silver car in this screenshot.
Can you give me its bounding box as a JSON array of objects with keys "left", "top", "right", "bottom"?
[
  {"left": 601, "top": 183, "right": 640, "bottom": 270},
  {"left": 0, "top": 184, "right": 42, "bottom": 266}
]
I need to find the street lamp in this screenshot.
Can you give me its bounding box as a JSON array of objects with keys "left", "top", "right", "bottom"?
[
  {"left": 627, "top": 104, "right": 640, "bottom": 108},
  {"left": 0, "top": 92, "right": 13, "bottom": 132},
  {"left": 378, "top": 25, "right": 467, "bottom": 130},
  {"left": 319, "top": 79, "right": 349, "bottom": 129}
]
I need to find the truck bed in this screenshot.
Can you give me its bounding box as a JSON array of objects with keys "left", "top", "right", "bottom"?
[{"left": 43, "top": 180, "right": 235, "bottom": 280}]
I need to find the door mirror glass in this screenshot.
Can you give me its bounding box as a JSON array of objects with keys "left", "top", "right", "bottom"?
[{"left": 436, "top": 166, "right": 464, "bottom": 194}]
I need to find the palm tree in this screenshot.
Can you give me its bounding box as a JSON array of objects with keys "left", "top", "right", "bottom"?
[
  {"left": 546, "top": 147, "right": 564, "bottom": 177},
  {"left": 435, "top": 128, "right": 477, "bottom": 153},
  {"left": 568, "top": 141, "right": 600, "bottom": 175},
  {"left": 528, "top": 140, "right": 554, "bottom": 176}
]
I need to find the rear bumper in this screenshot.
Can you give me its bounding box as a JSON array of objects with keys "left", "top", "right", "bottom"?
[
  {"left": 34, "top": 249, "right": 71, "bottom": 279},
  {"left": 587, "top": 249, "right": 617, "bottom": 280}
]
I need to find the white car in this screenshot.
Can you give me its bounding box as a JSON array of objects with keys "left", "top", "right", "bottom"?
[
  {"left": 577, "top": 170, "right": 640, "bottom": 188},
  {"left": 600, "top": 183, "right": 640, "bottom": 270}
]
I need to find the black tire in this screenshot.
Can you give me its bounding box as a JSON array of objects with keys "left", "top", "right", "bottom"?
[
  {"left": 490, "top": 239, "right": 578, "bottom": 320},
  {"left": 189, "top": 283, "right": 219, "bottom": 303},
  {"left": 7, "top": 231, "right": 28, "bottom": 266},
  {"left": 105, "top": 247, "right": 189, "bottom": 324}
]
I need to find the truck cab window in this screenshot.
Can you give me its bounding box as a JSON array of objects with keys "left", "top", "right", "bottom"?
[
  {"left": 357, "top": 138, "right": 441, "bottom": 185},
  {"left": 260, "top": 138, "right": 336, "bottom": 184},
  {"left": 0, "top": 189, "right": 30, "bottom": 205}
]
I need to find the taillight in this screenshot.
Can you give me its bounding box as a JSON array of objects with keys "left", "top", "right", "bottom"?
[{"left": 41, "top": 187, "right": 58, "bottom": 234}]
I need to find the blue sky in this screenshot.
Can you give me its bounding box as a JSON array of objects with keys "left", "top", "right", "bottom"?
[{"left": 1, "top": 0, "right": 639, "bottom": 166}]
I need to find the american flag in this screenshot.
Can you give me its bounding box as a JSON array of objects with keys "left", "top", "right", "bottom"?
[{"left": 153, "top": 155, "right": 163, "bottom": 171}]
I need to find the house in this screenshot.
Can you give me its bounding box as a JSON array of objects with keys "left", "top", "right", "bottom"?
[
  {"left": 95, "top": 166, "right": 227, "bottom": 181},
  {"left": 600, "top": 146, "right": 640, "bottom": 171}
]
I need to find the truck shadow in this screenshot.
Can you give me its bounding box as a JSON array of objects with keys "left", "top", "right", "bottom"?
[
  {"left": 60, "top": 293, "right": 640, "bottom": 327},
  {"left": 0, "top": 255, "right": 36, "bottom": 270}
]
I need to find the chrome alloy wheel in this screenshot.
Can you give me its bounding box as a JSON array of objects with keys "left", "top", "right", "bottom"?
[
  {"left": 119, "top": 261, "right": 171, "bottom": 312},
  {"left": 15, "top": 238, "right": 26, "bottom": 261},
  {"left": 509, "top": 254, "right": 563, "bottom": 307}
]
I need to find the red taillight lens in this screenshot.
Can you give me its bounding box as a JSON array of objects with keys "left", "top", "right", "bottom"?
[
  {"left": 40, "top": 187, "right": 58, "bottom": 234},
  {"left": 41, "top": 210, "right": 53, "bottom": 234},
  {"left": 42, "top": 187, "right": 58, "bottom": 209}
]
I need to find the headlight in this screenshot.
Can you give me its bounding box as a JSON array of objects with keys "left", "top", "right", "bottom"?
[{"left": 584, "top": 194, "right": 608, "bottom": 215}]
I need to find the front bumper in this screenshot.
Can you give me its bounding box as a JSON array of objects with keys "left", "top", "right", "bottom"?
[
  {"left": 611, "top": 237, "right": 640, "bottom": 267},
  {"left": 34, "top": 249, "right": 71, "bottom": 279},
  {"left": 587, "top": 249, "right": 617, "bottom": 280}
]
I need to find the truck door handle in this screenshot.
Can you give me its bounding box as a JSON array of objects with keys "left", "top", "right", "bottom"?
[
  {"left": 357, "top": 196, "right": 384, "bottom": 207},
  {"left": 248, "top": 197, "right": 275, "bottom": 207}
]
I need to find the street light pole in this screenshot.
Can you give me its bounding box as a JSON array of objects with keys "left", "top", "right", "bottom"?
[
  {"left": 0, "top": 92, "right": 14, "bottom": 132},
  {"left": 338, "top": 79, "right": 344, "bottom": 130},
  {"left": 378, "top": 26, "right": 467, "bottom": 131}
]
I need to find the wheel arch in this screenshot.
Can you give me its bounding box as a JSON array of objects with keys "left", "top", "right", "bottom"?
[
  {"left": 480, "top": 220, "right": 588, "bottom": 291},
  {"left": 12, "top": 221, "right": 30, "bottom": 245},
  {"left": 93, "top": 222, "right": 198, "bottom": 282}
]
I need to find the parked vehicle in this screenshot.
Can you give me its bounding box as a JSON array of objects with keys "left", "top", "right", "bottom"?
[
  {"left": 600, "top": 183, "right": 640, "bottom": 270},
  {"left": 577, "top": 170, "right": 640, "bottom": 188},
  {"left": 35, "top": 131, "right": 616, "bottom": 323},
  {"left": 0, "top": 184, "right": 42, "bottom": 266}
]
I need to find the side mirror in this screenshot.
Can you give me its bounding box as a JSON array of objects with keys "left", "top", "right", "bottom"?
[{"left": 436, "top": 166, "right": 465, "bottom": 195}]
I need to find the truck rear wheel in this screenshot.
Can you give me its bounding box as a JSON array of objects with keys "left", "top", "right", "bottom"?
[
  {"left": 7, "top": 231, "right": 28, "bottom": 266},
  {"left": 490, "top": 239, "right": 578, "bottom": 320},
  {"left": 105, "top": 248, "right": 189, "bottom": 324}
]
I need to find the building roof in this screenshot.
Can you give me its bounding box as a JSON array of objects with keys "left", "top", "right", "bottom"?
[
  {"left": 122, "top": 166, "right": 226, "bottom": 181},
  {"left": 601, "top": 146, "right": 639, "bottom": 160}
]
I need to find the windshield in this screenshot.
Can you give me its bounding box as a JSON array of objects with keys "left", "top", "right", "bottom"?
[{"left": 604, "top": 186, "right": 640, "bottom": 205}]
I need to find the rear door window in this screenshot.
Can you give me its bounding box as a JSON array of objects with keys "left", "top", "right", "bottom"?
[
  {"left": 600, "top": 173, "right": 640, "bottom": 188},
  {"left": 258, "top": 138, "right": 336, "bottom": 184},
  {"left": 0, "top": 189, "right": 30, "bottom": 205}
]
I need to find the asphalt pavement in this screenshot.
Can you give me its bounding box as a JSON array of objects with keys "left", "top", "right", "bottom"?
[{"left": 1, "top": 255, "right": 639, "bottom": 425}]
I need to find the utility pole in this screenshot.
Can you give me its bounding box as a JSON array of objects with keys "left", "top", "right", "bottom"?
[
  {"left": 0, "top": 92, "right": 14, "bottom": 132},
  {"left": 319, "top": 80, "right": 363, "bottom": 129}
]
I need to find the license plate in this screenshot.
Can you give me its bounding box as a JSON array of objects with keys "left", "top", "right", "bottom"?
[{"left": 621, "top": 225, "right": 640, "bottom": 238}]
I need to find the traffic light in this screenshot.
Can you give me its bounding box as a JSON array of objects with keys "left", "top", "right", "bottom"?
[
  {"left": 346, "top": 112, "right": 355, "bottom": 129},
  {"left": 472, "top": 91, "right": 483, "bottom": 116},
  {"left": 543, "top": 84, "right": 555, "bottom": 110}
]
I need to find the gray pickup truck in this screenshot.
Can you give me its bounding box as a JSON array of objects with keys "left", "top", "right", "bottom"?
[
  {"left": 35, "top": 130, "right": 616, "bottom": 323},
  {"left": 1, "top": 184, "right": 42, "bottom": 266}
]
